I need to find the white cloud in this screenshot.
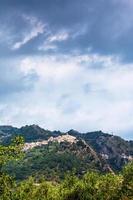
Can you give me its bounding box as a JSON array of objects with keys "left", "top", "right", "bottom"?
[
  {"left": 38, "top": 30, "right": 69, "bottom": 51},
  {"left": 47, "top": 31, "right": 69, "bottom": 42},
  {"left": 38, "top": 43, "right": 57, "bottom": 51},
  {"left": 12, "top": 15, "right": 45, "bottom": 50},
  {"left": 1, "top": 53, "right": 133, "bottom": 139}
]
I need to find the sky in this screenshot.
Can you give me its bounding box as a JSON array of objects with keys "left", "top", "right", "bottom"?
[{"left": 0, "top": 0, "right": 133, "bottom": 139}]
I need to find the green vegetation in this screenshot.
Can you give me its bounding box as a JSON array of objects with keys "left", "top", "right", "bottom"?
[
  {"left": 0, "top": 138, "right": 133, "bottom": 200},
  {"left": 3, "top": 141, "right": 107, "bottom": 181},
  {"left": 0, "top": 136, "right": 24, "bottom": 200},
  {"left": 1, "top": 125, "right": 133, "bottom": 172}
]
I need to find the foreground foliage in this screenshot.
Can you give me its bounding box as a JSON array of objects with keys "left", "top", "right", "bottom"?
[
  {"left": 3, "top": 141, "right": 111, "bottom": 181},
  {"left": 0, "top": 138, "right": 133, "bottom": 200},
  {"left": 0, "top": 163, "right": 133, "bottom": 200}
]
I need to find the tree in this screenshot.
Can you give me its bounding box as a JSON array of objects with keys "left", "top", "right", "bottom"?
[
  {"left": 120, "top": 162, "right": 133, "bottom": 199},
  {"left": 0, "top": 136, "right": 24, "bottom": 200}
]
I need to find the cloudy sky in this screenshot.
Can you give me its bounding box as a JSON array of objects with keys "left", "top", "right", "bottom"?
[{"left": 1, "top": 0, "right": 133, "bottom": 139}]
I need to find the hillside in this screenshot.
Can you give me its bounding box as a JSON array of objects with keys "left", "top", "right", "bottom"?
[
  {"left": 0, "top": 125, "right": 133, "bottom": 181},
  {"left": 68, "top": 130, "right": 133, "bottom": 171}
]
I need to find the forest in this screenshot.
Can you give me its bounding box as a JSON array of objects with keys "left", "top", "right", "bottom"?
[{"left": 0, "top": 136, "right": 133, "bottom": 200}]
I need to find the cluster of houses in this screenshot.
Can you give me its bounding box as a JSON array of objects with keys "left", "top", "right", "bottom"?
[{"left": 23, "top": 134, "right": 77, "bottom": 151}]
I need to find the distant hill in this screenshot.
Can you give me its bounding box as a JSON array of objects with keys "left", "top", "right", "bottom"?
[
  {"left": 0, "top": 125, "right": 63, "bottom": 144},
  {"left": 0, "top": 125, "right": 133, "bottom": 180},
  {"left": 68, "top": 130, "right": 133, "bottom": 171}
]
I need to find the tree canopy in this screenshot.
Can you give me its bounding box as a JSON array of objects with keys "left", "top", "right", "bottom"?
[{"left": 0, "top": 137, "right": 132, "bottom": 200}]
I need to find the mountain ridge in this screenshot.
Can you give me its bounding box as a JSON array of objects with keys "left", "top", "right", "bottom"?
[
  {"left": 0, "top": 124, "right": 132, "bottom": 141},
  {"left": 0, "top": 124, "right": 133, "bottom": 180}
]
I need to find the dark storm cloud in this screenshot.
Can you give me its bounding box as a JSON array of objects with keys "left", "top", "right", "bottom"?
[{"left": 0, "top": 0, "right": 133, "bottom": 61}]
